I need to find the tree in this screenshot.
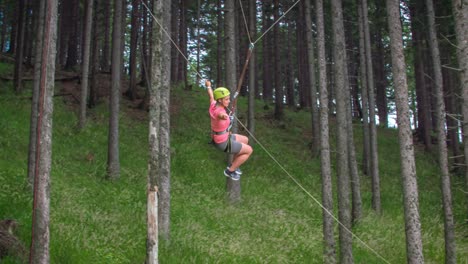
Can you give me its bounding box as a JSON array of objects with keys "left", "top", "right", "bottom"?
[
  {"left": 385, "top": 0, "right": 425, "bottom": 262},
  {"left": 126, "top": 0, "right": 140, "bottom": 101},
  {"left": 316, "top": 0, "right": 337, "bottom": 261},
  {"left": 147, "top": 0, "right": 163, "bottom": 259},
  {"left": 304, "top": 0, "right": 320, "bottom": 156},
  {"left": 247, "top": 0, "right": 256, "bottom": 137},
  {"left": 79, "top": 0, "right": 94, "bottom": 129},
  {"left": 451, "top": 0, "right": 468, "bottom": 219},
  {"left": 107, "top": 0, "right": 122, "bottom": 180},
  {"left": 225, "top": 0, "right": 241, "bottom": 202},
  {"left": 360, "top": 0, "right": 381, "bottom": 214},
  {"left": 425, "top": 0, "right": 456, "bottom": 262},
  {"left": 273, "top": 0, "right": 283, "bottom": 120},
  {"left": 13, "top": 0, "right": 26, "bottom": 94},
  {"left": 331, "top": 0, "right": 353, "bottom": 262},
  {"left": 29, "top": 0, "right": 58, "bottom": 262},
  {"left": 159, "top": 0, "right": 172, "bottom": 241}
]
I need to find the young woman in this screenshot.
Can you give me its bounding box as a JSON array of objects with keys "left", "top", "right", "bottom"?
[{"left": 206, "top": 80, "right": 253, "bottom": 180}]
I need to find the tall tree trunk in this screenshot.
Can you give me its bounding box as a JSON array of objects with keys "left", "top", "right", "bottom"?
[
  {"left": 147, "top": 0, "right": 162, "bottom": 260},
  {"left": 101, "top": 0, "right": 111, "bottom": 71},
  {"left": 29, "top": 0, "right": 58, "bottom": 262},
  {"left": 316, "top": 0, "right": 336, "bottom": 262},
  {"left": 107, "top": 0, "right": 122, "bottom": 180},
  {"left": 386, "top": 1, "right": 425, "bottom": 263},
  {"left": 126, "top": 0, "right": 140, "bottom": 101},
  {"left": 410, "top": 0, "right": 432, "bottom": 150},
  {"left": 331, "top": 0, "right": 353, "bottom": 262},
  {"left": 361, "top": 0, "right": 380, "bottom": 214},
  {"left": 262, "top": 0, "right": 273, "bottom": 103},
  {"left": 65, "top": 0, "right": 79, "bottom": 70},
  {"left": 247, "top": 0, "right": 256, "bottom": 137},
  {"left": 158, "top": 0, "right": 172, "bottom": 241},
  {"left": 357, "top": 1, "right": 370, "bottom": 177},
  {"left": 79, "top": 0, "right": 94, "bottom": 129},
  {"left": 224, "top": 0, "right": 240, "bottom": 203},
  {"left": 451, "top": 0, "right": 468, "bottom": 220},
  {"left": 426, "top": 0, "right": 456, "bottom": 262},
  {"left": 304, "top": 0, "right": 319, "bottom": 156},
  {"left": 273, "top": 0, "right": 283, "bottom": 120},
  {"left": 216, "top": 0, "right": 223, "bottom": 86},
  {"left": 13, "top": 0, "right": 26, "bottom": 94},
  {"left": 373, "top": 0, "right": 388, "bottom": 128},
  {"left": 27, "top": 0, "right": 46, "bottom": 187}
]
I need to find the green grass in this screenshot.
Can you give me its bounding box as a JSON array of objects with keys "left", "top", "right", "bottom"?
[{"left": 0, "top": 76, "right": 467, "bottom": 263}]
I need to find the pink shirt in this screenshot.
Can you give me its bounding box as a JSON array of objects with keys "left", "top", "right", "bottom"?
[{"left": 209, "top": 101, "right": 230, "bottom": 143}]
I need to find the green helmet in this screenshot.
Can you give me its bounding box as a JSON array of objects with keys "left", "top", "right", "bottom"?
[{"left": 213, "top": 87, "right": 231, "bottom": 100}]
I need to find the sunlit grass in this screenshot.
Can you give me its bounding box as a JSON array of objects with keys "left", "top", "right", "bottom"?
[{"left": 0, "top": 75, "right": 467, "bottom": 263}]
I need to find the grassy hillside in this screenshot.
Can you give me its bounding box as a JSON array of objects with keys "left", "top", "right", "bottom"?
[{"left": 0, "top": 73, "right": 467, "bottom": 263}]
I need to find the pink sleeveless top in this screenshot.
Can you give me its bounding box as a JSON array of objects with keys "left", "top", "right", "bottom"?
[{"left": 209, "top": 101, "right": 230, "bottom": 143}]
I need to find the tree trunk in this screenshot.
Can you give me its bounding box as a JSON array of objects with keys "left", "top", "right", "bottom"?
[
  {"left": 273, "top": 0, "right": 283, "bottom": 120},
  {"left": 27, "top": 0, "right": 46, "bottom": 188},
  {"left": 147, "top": 0, "right": 162, "bottom": 261},
  {"left": 13, "top": 0, "right": 26, "bottom": 94},
  {"left": 107, "top": 0, "right": 122, "bottom": 180},
  {"left": 262, "top": 0, "right": 273, "bottom": 103},
  {"left": 316, "top": 0, "right": 336, "bottom": 261},
  {"left": 158, "top": 0, "right": 172, "bottom": 241},
  {"left": 247, "top": 0, "right": 256, "bottom": 137},
  {"left": 331, "top": 0, "right": 353, "bottom": 262},
  {"left": 126, "top": 0, "right": 140, "bottom": 101},
  {"left": 451, "top": 0, "right": 468, "bottom": 221},
  {"left": 357, "top": 1, "right": 370, "bottom": 177},
  {"left": 29, "top": 0, "right": 58, "bottom": 262},
  {"left": 361, "top": 0, "right": 381, "bottom": 214},
  {"left": 426, "top": 0, "right": 456, "bottom": 262},
  {"left": 386, "top": 1, "right": 425, "bottom": 263},
  {"left": 225, "top": 0, "right": 241, "bottom": 203},
  {"left": 304, "top": 0, "right": 319, "bottom": 156},
  {"left": 79, "top": 0, "right": 94, "bottom": 129},
  {"left": 65, "top": 0, "right": 79, "bottom": 70},
  {"left": 101, "top": 0, "right": 111, "bottom": 71}
]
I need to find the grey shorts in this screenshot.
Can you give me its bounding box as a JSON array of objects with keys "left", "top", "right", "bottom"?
[{"left": 214, "top": 134, "right": 242, "bottom": 154}]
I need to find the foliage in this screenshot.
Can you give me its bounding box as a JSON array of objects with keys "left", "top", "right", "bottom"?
[{"left": 0, "top": 75, "right": 467, "bottom": 263}]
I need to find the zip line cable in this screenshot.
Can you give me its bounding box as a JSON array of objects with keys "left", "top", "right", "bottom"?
[
  {"left": 238, "top": 0, "right": 252, "bottom": 44},
  {"left": 141, "top": 1, "right": 390, "bottom": 263},
  {"left": 235, "top": 117, "right": 391, "bottom": 264},
  {"left": 140, "top": 0, "right": 204, "bottom": 81},
  {"left": 253, "top": 0, "right": 302, "bottom": 45}
]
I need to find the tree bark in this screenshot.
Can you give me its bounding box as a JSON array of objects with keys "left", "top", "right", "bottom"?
[
  {"left": 158, "top": 0, "right": 172, "bottom": 241},
  {"left": 107, "top": 0, "right": 122, "bottom": 180},
  {"left": 331, "top": 0, "right": 353, "bottom": 262},
  {"left": 386, "top": 1, "right": 425, "bottom": 263},
  {"left": 29, "top": 0, "right": 58, "bottom": 262},
  {"left": 304, "top": 0, "right": 319, "bottom": 156},
  {"left": 273, "top": 0, "right": 283, "bottom": 120},
  {"left": 13, "top": 0, "right": 26, "bottom": 94},
  {"left": 147, "top": 0, "right": 163, "bottom": 260},
  {"left": 451, "top": 0, "right": 468, "bottom": 221},
  {"left": 357, "top": 1, "right": 370, "bottom": 177},
  {"left": 426, "top": 0, "right": 456, "bottom": 262},
  {"left": 79, "top": 0, "right": 94, "bottom": 129},
  {"left": 247, "top": 0, "right": 256, "bottom": 137},
  {"left": 316, "top": 0, "right": 336, "bottom": 261},
  {"left": 361, "top": 0, "right": 381, "bottom": 214},
  {"left": 225, "top": 0, "right": 241, "bottom": 203}
]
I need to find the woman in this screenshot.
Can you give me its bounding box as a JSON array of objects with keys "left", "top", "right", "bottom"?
[{"left": 206, "top": 80, "right": 253, "bottom": 181}]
